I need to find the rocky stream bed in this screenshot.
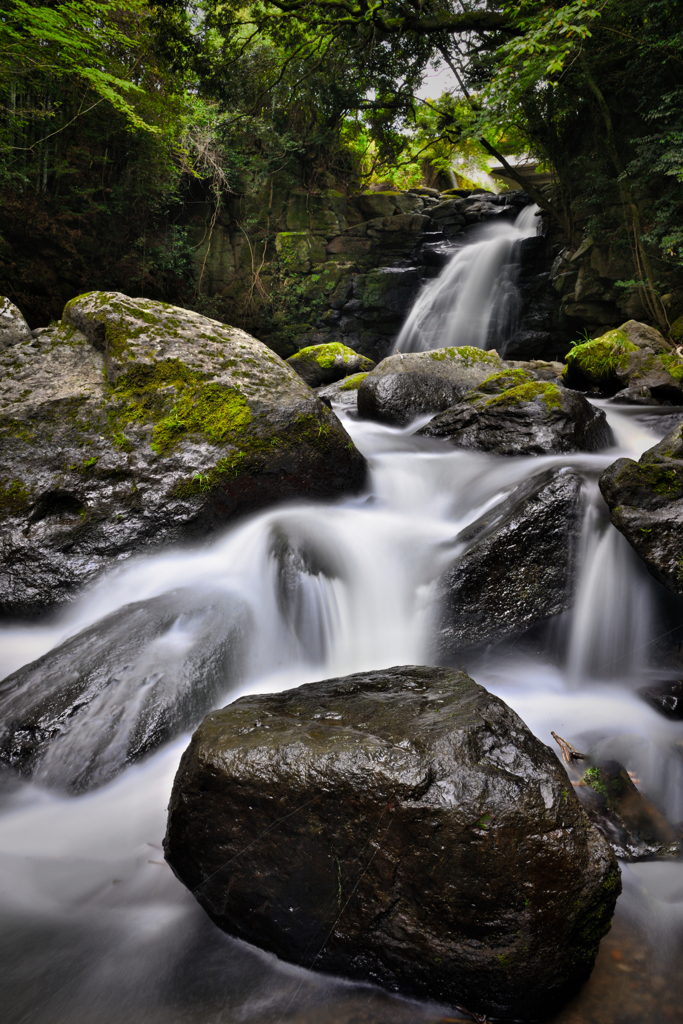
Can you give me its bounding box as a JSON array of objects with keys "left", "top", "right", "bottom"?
[{"left": 1, "top": 282, "right": 683, "bottom": 1024}]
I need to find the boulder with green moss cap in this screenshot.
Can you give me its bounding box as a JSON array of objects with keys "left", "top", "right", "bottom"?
[
  {"left": 0, "top": 292, "right": 366, "bottom": 616},
  {"left": 600, "top": 424, "right": 683, "bottom": 596},
  {"left": 563, "top": 320, "right": 679, "bottom": 398},
  {"left": 417, "top": 371, "right": 612, "bottom": 455},
  {"left": 357, "top": 346, "right": 504, "bottom": 427},
  {"left": 286, "top": 342, "right": 374, "bottom": 387}
]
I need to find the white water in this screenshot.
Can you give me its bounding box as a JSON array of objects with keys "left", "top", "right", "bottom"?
[
  {"left": 392, "top": 204, "right": 540, "bottom": 354},
  {"left": 1, "top": 398, "right": 683, "bottom": 1023}
]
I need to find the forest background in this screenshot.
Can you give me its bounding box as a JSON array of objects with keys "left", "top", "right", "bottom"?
[{"left": 1, "top": 0, "right": 682, "bottom": 338}]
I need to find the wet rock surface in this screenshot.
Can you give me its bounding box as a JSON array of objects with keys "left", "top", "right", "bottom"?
[
  {"left": 287, "top": 342, "right": 374, "bottom": 387},
  {"left": 0, "top": 588, "right": 247, "bottom": 792},
  {"left": 357, "top": 347, "right": 503, "bottom": 426},
  {"left": 0, "top": 292, "right": 366, "bottom": 617},
  {"left": 418, "top": 374, "right": 613, "bottom": 455},
  {"left": 599, "top": 423, "right": 683, "bottom": 597},
  {"left": 434, "top": 469, "right": 584, "bottom": 653},
  {"left": 164, "top": 664, "right": 620, "bottom": 1022},
  {"left": 639, "top": 679, "right": 683, "bottom": 719}
]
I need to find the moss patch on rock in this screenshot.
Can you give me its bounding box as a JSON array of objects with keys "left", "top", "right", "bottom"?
[
  {"left": 289, "top": 342, "right": 361, "bottom": 370},
  {"left": 563, "top": 330, "right": 638, "bottom": 388},
  {"left": 338, "top": 372, "right": 368, "bottom": 391},
  {"left": 429, "top": 346, "right": 500, "bottom": 367},
  {"left": 486, "top": 381, "right": 564, "bottom": 412},
  {"left": 0, "top": 478, "right": 31, "bottom": 517}
]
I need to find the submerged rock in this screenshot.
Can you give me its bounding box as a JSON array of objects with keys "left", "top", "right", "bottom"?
[
  {"left": 434, "top": 468, "right": 584, "bottom": 653},
  {"left": 164, "top": 665, "right": 619, "bottom": 1022},
  {"left": 0, "top": 292, "right": 366, "bottom": 616},
  {"left": 418, "top": 373, "right": 612, "bottom": 455},
  {"left": 599, "top": 424, "right": 683, "bottom": 596},
  {"left": 287, "top": 342, "right": 374, "bottom": 387},
  {"left": 0, "top": 588, "right": 247, "bottom": 793},
  {"left": 357, "top": 346, "right": 503, "bottom": 426},
  {"left": 639, "top": 679, "right": 683, "bottom": 719}
]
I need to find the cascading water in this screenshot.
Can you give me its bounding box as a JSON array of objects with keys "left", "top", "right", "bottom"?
[
  {"left": 392, "top": 203, "right": 540, "bottom": 354},
  {"left": 1, "top": 395, "right": 682, "bottom": 1023}
]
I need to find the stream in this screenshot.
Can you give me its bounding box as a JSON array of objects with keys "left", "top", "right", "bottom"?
[{"left": 1, "top": 212, "right": 683, "bottom": 1023}]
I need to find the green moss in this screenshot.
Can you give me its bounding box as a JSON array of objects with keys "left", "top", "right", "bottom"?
[
  {"left": 289, "top": 342, "right": 360, "bottom": 370},
  {"left": 660, "top": 352, "right": 683, "bottom": 381},
  {"left": 429, "top": 346, "right": 500, "bottom": 366},
  {"left": 0, "top": 478, "right": 31, "bottom": 516},
  {"left": 152, "top": 384, "right": 252, "bottom": 454},
  {"left": 338, "top": 372, "right": 368, "bottom": 391},
  {"left": 485, "top": 381, "right": 564, "bottom": 411},
  {"left": 563, "top": 330, "right": 638, "bottom": 385},
  {"left": 619, "top": 462, "right": 682, "bottom": 497},
  {"left": 464, "top": 368, "right": 536, "bottom": 401},
  {"left": 583, "top": 767, "right": 608, "bottom": 798},
  {"left": 0, "top": 417, "right": 35, "bottom": 444},
  {"left": 172, "top": 412, "right": 346, "bottom": 498}
]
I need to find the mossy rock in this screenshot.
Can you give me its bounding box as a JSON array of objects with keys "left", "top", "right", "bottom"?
[
  {"left": 287, "top": 342, "right": 375, "bottom": 387},
  {"left": 357, "top": 346, "right": 504, "bottom": 427},
  {"left": 562, "top": 329, "right": 638, "bottom": 392},
  {"left": 0, "top": 292, "right": 366, "bottom": 616},
  {"left": 418, "top": 373, "right": 613, "bottom": 455}
]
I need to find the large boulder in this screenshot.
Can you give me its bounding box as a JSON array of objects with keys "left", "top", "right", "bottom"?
[
  {"left": 287, "top": 342, "right": 374, "bottom": 387},
  {"left": 433, "top": 468, "right": 584, "bottom": 653},
  {"left": 417, "top": 372, "right": 612, "bottom": 455},
  {"left": 599, "top": 423, "right": 683, "bottom": 596},
  {"left": 0, "top": 588, "right": 247, "bottom": 793},
  {"left": 0, "top": 292, "right": 366, "bottom": 616},
  {"left": 164, "top": 665, "right": 620, "bottom": 1021},
  {"left": 357, "top": 346, "right": 504, "bottom": 427},
  {"left": 563, "top": 321, "right": 681, "bottom": 399}
]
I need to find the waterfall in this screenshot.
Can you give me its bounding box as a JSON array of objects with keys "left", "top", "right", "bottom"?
[{"left": 393, "top": 203, "right": 540, "bottom": 354}]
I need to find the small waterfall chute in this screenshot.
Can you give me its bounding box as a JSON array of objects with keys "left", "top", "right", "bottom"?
[{"left": 393, "top": 203, "right": 539, "bottom": 354}]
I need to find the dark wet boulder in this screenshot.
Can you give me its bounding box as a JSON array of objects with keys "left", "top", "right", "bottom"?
[
  {"left": 164, "top": 664, "right": 619, "bottom": 1022},
  {"left": 0, "top": 292, "right": 366, "bottom": 616},
  {"left": 417, "top": 375, "right": 612, "bottom": 455},
  {"left": 434, "top": 468, "right": 584, "bottom": 653},
  {"left": 287, "top": 342, "right": 375, "bottom": 388},
  {"left": 0, "top": 588, "right": 247, "bottom": 793},
  {"left": 599, "top": 423, "right": 683, "bottom": 596},
  {"left": 357, "top": 346, "right": 503, "bottom": 426}
]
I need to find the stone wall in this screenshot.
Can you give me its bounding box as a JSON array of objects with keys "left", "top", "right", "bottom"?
[{"left": 185, "top": 183, "right": 551, "bottom": 362}]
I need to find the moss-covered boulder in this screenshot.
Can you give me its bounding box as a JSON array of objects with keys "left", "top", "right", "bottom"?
[
  {"left": 0, "top": 292, "right": 366, "bottom": 616},
  {"left": 286, "top": 342, "right": 374, "bottom": 387},
  {"left": 563, "top": 320, "right": 676, "bottom": 396},
  {"left": 164, "top": 665, "right": 620, "bottom": 1021},
  {"left": 417, "top": 371, "right": 612, "bottom": 455},
  {"left": 600, "top": 424, "right": 683, "bottom": 596},
  {"left": 357, "top": 346, "right": 503, "bottom": 426}
]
